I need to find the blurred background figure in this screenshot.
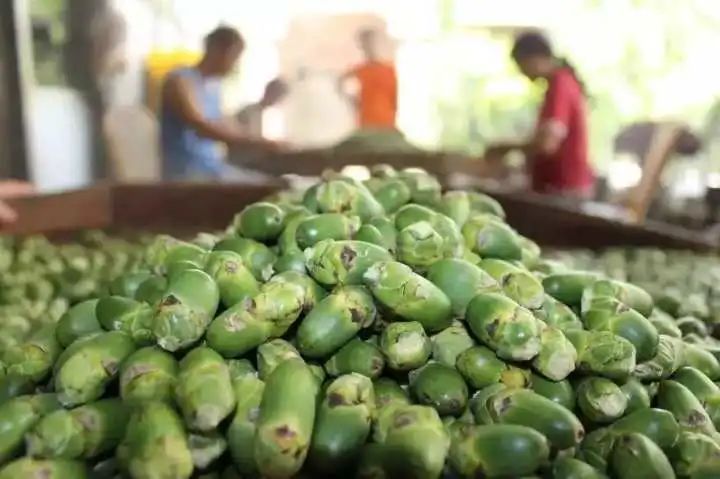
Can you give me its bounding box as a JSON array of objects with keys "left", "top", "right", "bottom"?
[
  {"left": 160, "top": 26, "right": 279, "bottom": 181},
  {"left": 338, "top": 28, "right": 397, "bottom": 130},
  {"left": 229, "top": 78, "right": 290, "bottom": 174},
  {"left": 486, "top": 31, "right": 594, "bottom": 199},
  {"left": 236, "top": 78, "right": 289, "bottom": 140}
]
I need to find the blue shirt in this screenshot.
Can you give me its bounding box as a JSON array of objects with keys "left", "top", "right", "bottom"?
[{"left": 160, "top": 67, "right": 224, "bottom": 180}]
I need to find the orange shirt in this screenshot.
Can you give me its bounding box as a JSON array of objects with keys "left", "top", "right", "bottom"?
[{"left": 352, "top": 61, "right": 397, "bottom": 128}]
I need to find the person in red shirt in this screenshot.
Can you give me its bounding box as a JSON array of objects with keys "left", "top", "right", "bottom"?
[
  {"left": 339, "top": 28, "right": 397, "bottom": 129},
  {"left": 487, "top": 31, "right": 594, "bottom": 198}
]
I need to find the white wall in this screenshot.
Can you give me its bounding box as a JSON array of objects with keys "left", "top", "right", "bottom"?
[
  {"left": 107, "top": 0, "right": 155, "bottom": 107},
  {"left": 27, "top": 87, "right": 93, "bottom": 192}
]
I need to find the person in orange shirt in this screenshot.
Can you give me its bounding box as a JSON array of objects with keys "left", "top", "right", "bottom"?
[{"left": 339, "top": 28, "right": 397, "bottom": 129}]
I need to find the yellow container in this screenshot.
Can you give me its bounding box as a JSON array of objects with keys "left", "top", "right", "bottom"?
[{"left": 145, "top": 50, "right": 201, "bottom": 113}]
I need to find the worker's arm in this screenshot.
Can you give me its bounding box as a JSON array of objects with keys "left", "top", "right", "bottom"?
[
  {"left": 234, "top": 104, "right": 263, "bottom": 138},
  {"left": 483, "top": 140, "right": 529, "bottom": 163},
  {"left": 390, "top": 66, "right": 398, "bottom": 118},
  {"left": 336, "top": 70, "right": 352, "bottom": 96},
  {"left": 337, "top": 69, "right": 359, "bottom": 109},
  {"left": 528, "top": 120, "right": 566, "bottom": 156},
  {"left": 484, "top": 125, "right": 563, "bottom": 163},
  {"left": 528, "top": 71, "right": 575, "bottom": 157},
  {"left": 485, "top": 73, "right": 573, "bottom": 160},
  {"left": 164, "top": 75, "right": 276, "bottom": 149}
]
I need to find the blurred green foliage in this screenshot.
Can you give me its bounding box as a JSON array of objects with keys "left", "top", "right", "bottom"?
[{"left": 30, "top": 0, "right": 67, "bottom": 85}]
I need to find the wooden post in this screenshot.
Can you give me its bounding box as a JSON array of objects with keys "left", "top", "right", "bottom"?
[
  {"left": 625, "top": 122, "right": 683, "bottom": 223},
  {"left": 0, "top": 0, "right": 31, "bottom": 180},
  {"left": 64, "top": 0, "right": 120, "bottom": 180}
]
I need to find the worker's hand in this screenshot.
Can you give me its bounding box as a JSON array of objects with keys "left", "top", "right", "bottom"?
[
  {"left": 483, "top": 144, "right": 514, "bottom": 161},
  {"left": 0, "top": 200, "right": 18, "bottom": 226},
  {"left": 0, "top": 180, "right": 35, "bottom": 198},
  {"left": 0, "top": 180, "right": 35, "bottom": 228},
  {"left": 483, "top": 149, "right": 510, "bottom": 174},
  {"left": 258, "top": 139, "right": 290, "bottom": 154}
]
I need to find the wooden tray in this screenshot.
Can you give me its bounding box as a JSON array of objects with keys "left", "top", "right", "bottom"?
[
  {"left": 3, "top": 181, "right": 716, "bottom": 251},
  {"left": 3, "top": 182, "right": 279, "bottom": 237},
  {"left": 228, "top": 150, "right": 491, "bottom": 184},
  {"left": 484, "top": 186, "right": 714, "bottom": 250}
]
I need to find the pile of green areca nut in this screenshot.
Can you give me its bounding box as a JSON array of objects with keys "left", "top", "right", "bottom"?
[
  {"left": 1, "top": 166, "right": 718, "bottom": 478},
  {"left": 0, "top": 232, "right": 146, "bottom": 363}
]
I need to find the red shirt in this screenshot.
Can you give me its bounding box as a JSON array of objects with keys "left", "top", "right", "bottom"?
[
  {"left": 353, "top": 62, "right": 397, "bottom": 128},
  {"left": 531, "top": 68, "right": 593, "bottom": 194}
]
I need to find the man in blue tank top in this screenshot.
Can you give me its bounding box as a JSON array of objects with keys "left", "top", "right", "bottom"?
[{"left": 160, "top": 26, "right": 279, "bottom": 180}]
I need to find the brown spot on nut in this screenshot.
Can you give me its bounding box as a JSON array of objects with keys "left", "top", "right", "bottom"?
[
  {"left": 275, "top": 425, "right": 296, "bottom": 439},
  {"left": 328, "top": 392, "right": 346, "bottom": 407},
  {"left": 393, "top": 412, "right": 414, "bottom": 428},
  {"left": 340, "top": 246, "right": 357, "bottom": 267},
  {"left": 498, "top": 396, "right": 513, "bottom": 414},
  {"left": 350, "top": 308, "right": 363, "bottom": 323},
  {"left": 161, "top": 294, "right": 180, "bottom": 306},
  {"left": 101, "top": 359, "right": 119, "bottom": 376},
  {"left": 371, "top": 357, "right": 384, "bottom": 373},
  {"left": 688, "top": 409, "right": 709, "bottom": 426},
  {"left": 486, "top": 319, "right": 499, "bottom": 338}
]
